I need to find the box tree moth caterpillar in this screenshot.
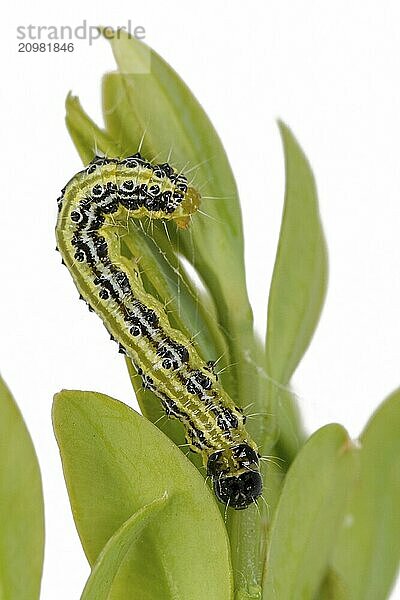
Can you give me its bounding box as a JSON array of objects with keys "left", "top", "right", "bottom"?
[{"left": 55, "top": 153, "right": 262, "bottom": 509}]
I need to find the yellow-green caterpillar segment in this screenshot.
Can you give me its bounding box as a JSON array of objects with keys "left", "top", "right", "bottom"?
[{"left": 55, "top": 153, "right": 262, "bottom": 509}]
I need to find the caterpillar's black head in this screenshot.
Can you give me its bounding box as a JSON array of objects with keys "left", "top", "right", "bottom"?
[
  {"left": 213, "top": 470, "right": 262, "bottom": 509},
  {"left": 207, "top": 443, "right": 262, "bottom": 509}
]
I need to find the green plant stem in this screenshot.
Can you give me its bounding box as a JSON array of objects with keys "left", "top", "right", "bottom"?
[
  {"left": 228, "top": 461, "right": 283, "bottom": 599},
  {"left": 229, "top": 506, "right": 264, "bottom": 599},
  {"left": 226, "top": 325, "right": 281, "bottom": 598}
]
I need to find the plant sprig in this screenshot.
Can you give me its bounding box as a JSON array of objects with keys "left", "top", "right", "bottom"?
[{"left": 1, "top": 31, "right": 399, "bottom": 600}]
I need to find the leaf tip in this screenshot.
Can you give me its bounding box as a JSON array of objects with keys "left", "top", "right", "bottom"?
[{"left": 65, "top": 91, "right": 77, "bottom": 110}]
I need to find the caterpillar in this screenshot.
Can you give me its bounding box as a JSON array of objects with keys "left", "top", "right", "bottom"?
[{"left": 55, "top": 153, "right": 262, "bottom": 509}]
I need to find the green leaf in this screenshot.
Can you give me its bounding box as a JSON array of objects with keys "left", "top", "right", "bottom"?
[
  {"left": 65, "top": 93, "right": 120, "bottom": 163},
  {"left": 331, "top": 388, "right": 400, "bottom": 600},
  {"left": 53, "top": 390, "right": 233, "bottom": 600},
  {"left": 262, "top": 424, "right": 358, "bottom": 599},
  {"left": 265, "top": 121, "right": 328, "bottom": 460},
  {"left": 103, "top": 36, "right": 249, "bottom": 318},
  {"left": 0, "top": 375, "right": 44, "bottom": 600},
  {"left": 101, "top": 34, "right": 259, "bottom": 410},
  {"left": 266, "top": 121, "right": 328, "bottom": 384},
  {"left": 81, "top": 496, "right": 167, "bottom": 600},
  {"left": 271, "top": 387, "right": 304, "bottom": 464}
]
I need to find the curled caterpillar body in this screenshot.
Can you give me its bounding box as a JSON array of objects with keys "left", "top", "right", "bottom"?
[{"left": 56, "top": 153, "right": 262, "bottom": 509}]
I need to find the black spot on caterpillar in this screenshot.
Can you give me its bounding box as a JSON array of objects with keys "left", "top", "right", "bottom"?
[{"left": 55, "top": 153, "right": 262, "bottom": 510}]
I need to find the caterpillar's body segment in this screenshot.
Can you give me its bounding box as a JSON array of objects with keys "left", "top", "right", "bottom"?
[{"left": 56, "top": 153, "right": 262, "bottom": 509}]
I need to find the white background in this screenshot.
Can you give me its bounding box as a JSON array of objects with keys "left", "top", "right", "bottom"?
[{"left": 1, "top": 1, "right": 400, "bottom": 598}]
